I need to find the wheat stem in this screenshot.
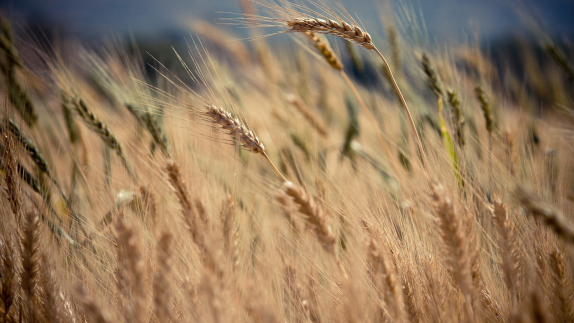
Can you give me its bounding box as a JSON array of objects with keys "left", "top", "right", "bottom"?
[{"left": 374, "top": 47, "right": 429, "bottom": 174}]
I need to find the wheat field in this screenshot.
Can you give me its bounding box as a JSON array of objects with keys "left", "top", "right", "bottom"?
[{"left": 1, "top": 1, "right": 574, "bottom": 322}]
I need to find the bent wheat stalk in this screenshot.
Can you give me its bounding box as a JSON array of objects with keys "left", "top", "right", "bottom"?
[
  {"left": 303, "top": 31, "right": 403, "bottom": 179},
  {"left": 280, "top": 16, "right": 429, "bottom": 172}
]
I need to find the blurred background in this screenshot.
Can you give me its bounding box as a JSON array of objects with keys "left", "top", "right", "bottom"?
[{"left": 2, "top": 0, "right": 574, "bottom": 42}]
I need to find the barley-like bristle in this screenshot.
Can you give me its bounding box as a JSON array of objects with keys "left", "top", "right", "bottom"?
[{"left": 403, "top": 268, "right": 422, "bottom": 323}]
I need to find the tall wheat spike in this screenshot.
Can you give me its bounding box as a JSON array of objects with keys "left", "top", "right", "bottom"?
[{"left": 279, "top": 14, "right": 429, "bottom": 172}]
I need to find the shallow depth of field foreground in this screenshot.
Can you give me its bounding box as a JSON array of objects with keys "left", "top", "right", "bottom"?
[{"left": 1, "top": 0, "right": 574, "bottom": 322}]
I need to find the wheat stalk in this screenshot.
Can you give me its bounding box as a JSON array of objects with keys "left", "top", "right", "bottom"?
[
  {"left": 302, "top": 31, "right": 404, "bottom": 180},
  {"left": 281, "top": 14, "right": 429, "bottom": 173}
]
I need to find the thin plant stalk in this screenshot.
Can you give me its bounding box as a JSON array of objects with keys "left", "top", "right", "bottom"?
[{"left": 373, "top": 48, "right": 429, "bottom": 174}]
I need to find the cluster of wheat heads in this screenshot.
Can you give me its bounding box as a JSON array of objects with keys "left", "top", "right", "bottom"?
[{"left": 1, "top": 0, "right": 574, "bottom": 322}]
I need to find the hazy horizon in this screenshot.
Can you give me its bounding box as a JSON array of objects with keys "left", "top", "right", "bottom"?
[{"left": 3, "top": 0, "right": 574, "bottom": 43}]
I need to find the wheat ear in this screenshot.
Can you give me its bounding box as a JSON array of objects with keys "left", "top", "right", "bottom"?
[
  {"left": 70, "top": 96, "right": 136, "bottom": 180},
  {"left": 75, "top": 285, "right": 112, "bottom": 323},
  {"left": 0, "top": 21, "right": 37, "bottom": 126},
  {"left": 166, "top": 160, "right": 219, "bottom": 274},
  {"left": 303, "top": 31, "right": 403, "bottom": 179},
  {"left": 549, "top": 248, "right": 574, "bottom": 322},
  {"left": 430, "top": 183, "right": 474, "bottom": 321},
  {"left": 39, "top": 255, "right": 64, "bottom": 323},
  {"left": 303, "top": 31, "right": 343, "bottom": 70},
  {"left": 205, "top": 104, "right": 287, "bottom": 181},
  {"left": 516, "top": 186, "right": 574, "bottom": 243},
  {"left": 21, "top": 211, "right": 40, "bottom": 321},
  {"left": 364, "top": 224, "right": 403, "bottom": 322},
  {"left": 221, "top": 196, "right": 239, "bottom": 269},
  {"left": 153, "top": 232, "right": 173, "bottom": 322},
  {"left": 286, "top": 94, "right": 328, "bottom": 138},
  {"left": 287, "top": 17, "right": 429, "bottom": 173},
  {"left": 490, "top": 199, "right": 521, "bottom": 295},
  {"left": 114, "top": 215, "right": 146, "bottom": 323},
  {"left": 1, "top": 238, "right": 15, "bottom": 323},
  {"left": 1, "top": 125, "right": 21, "bottom": 222},
  {"left": 281, "top": 181, "right": 346, "bottom": 278}
]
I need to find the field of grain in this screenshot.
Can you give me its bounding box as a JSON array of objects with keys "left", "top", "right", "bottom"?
[{"left": 1, "top": 1, "right": 573, "bottom": 322}]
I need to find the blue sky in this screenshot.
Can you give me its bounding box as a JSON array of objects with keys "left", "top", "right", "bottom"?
[{"left": 3, "top": 0, "right": 574, "bottom": 42}]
